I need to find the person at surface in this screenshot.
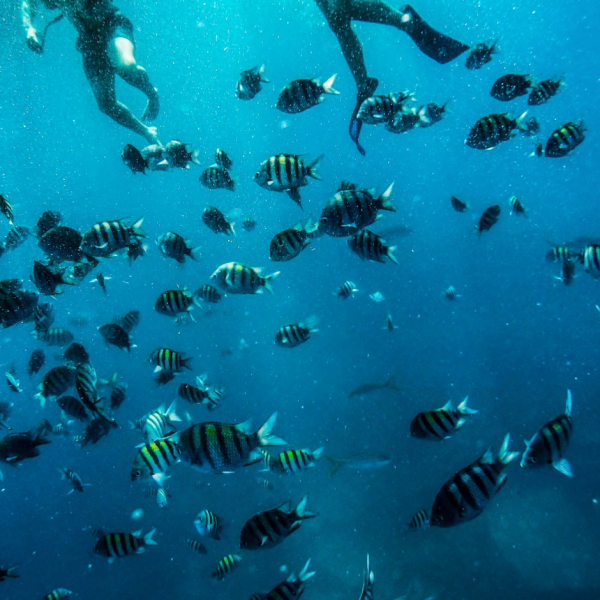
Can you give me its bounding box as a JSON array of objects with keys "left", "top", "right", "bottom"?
[
  {"left": 22, "top": 0, "right": 160, "bottom": 144},
  {"left": 313, "top": 1, "right": 469, "bottom": 154}
]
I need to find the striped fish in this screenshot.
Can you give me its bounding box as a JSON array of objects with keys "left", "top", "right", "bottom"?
[
  {"left": 211, "top": 554, "right": 241, "bottom": 580},
  {"left": 477, "top": 205, "right": 501, "bottom": 234},
  {"left": 259, "top": 559, "right": 315, "bottom": 600},
  {"left": 359, "top": 555, "right": 374, "bottom": 600},
  {"left": 215, "top": 148, "right": 233, "bottom": 169},
  {"left": 336, "top": 281, "right": 358, "bottom": 299},
  {"left": 466, "top": 112, "right": 528, "bottom": 150},
  {"left": 33, "top": 327, "right": 74, "bottom": 347},
  {"left": 81, "top": 218, "right": 145, "bottom": 257},
  {"left": 0, "top": 289, "right": 39, "bottom": 328},
  {"left": 254, "top": 154, "right": 323, "bottom": 208},
  {"left": 465, "top": 40, "right": 497, "bottom": 70},
  {"left": 33, "top": 303, "right": 55, "bottom": 331},
  {"left": 509, "top": 196, "right": 527, "bottom": 216},
  {"left": 186, "top": 538, "right": 207, "bottom": 554},
  {"left": 178, "top": 383, "right": 220, "bottom": 411},
  {"left": 319, "top": 184, "right": 395, "bottom": 237},
  {"left": 117, "top": 310, "right": 141, "bottom": 333},
  {"left": 0, "top": 279, "right": 22, "bottom": 295},
  {"left": 75, "top": 361, "right": 98, "bottom": 408},
  {"left": 42, "top": 589, "right": 72, "bottom": 600},
  {"left": 202, "top": 206, "right": 236, "bottom": 235},
  {"left": 276, "top": 75, "right": 338, "bottom": 114},
  {"left": 240, "top": 495, "right": 318, "bottom": 550},
  {"left": 57, "top": 395, "right": 89, "bottom": 422},
  {"left": 58, "top": 466, "right": 86, "bottom": 494},
  {"left": 177, "top": 412, "right": 287, "bottom": 474},
  {"left": 270, "top": 217, "right": 319, "bottom": 262},
  {"left": 557, "top": 259, "right": 576, "bottom": 286},
  {"left": 154, "top": 289, "right": 200, "bottom": 317},
  {"left": 98, "top": 323, "right": 133, "bottom": 352},
  {"left": 444, "top": 286, "right": 457, "bottom": 300},
  {"left": 4, "top": 226, "right": 30, "bottom": 251},
  {"left": 546, "top": 246, "right": 576, "bottom": 264},
  {"left": 211, "top": 262, "right": 280, "bottom": 295},
  {"left": 34, "top": 366, "right": 76, "bottom": 408},
  {"left": 521, "top": 390, "right": 573, "bottom": 476},
  {"left": 406, "top": 509, "right": 430, "bottom": 531},
  {"left": 236, "top": 64, "right": 268, "bottom": 100},
  {"left": 385, "top": 107, "right": 421, "bottom": 134},
  {"left": 275, "top": 319, "right": 319, "bottom": 348},
  {"left": 195, "top": 284, "right": 222, "bottom": 304},
  {"left": 0, "top": 194, "right": 13, "bottom": 224},
  {"left": 357, "top": 91, "right": 413, "bottom": 124},
  {"left": 148, "top": 348, "right": 193, "bottom": 373},
  {"left": 110, "top": 383, "right": 128, "bottom": 410},
  {"left": 583, "top": 245, "right": 600, "bottom": 278},
  {"left": 544, "top": 121, "right": 586, "bottom": 157},
  {"left": 528, "top": 78, "right": 563, "bottom": 106},
  {"left": 430, "top": 434, "right": 520, "bottom": 528},
  {"left": 200, "top": 166, "right": 235, "bottom": 191},
  {"left": 93, "top": 529, "right": 157, "bottom": 563},
  {"left": 194, "top": 509, "right": 222, "bottom": 539},
  {"left": 156, "top": 232, "right": 201, "bottom": 263},
  {"left": 269, "top": 448, "right": 324, "bottom": 474},
  {"left": 156, "top": 485, "right": 169, "bottom": 508},
  {"left": 130, "top": 438, "right": 181, "bottom": 481},
  {"left": 410, "top": 397, "right": 478, "bottom": 440},
  {"left": 28, "top": 349, "right": 45, "bottom": 376},
  {"left": 490, "top": 74, "right": 532, "bottom": 101},
  {"left": 451, "top": 196, "right": 468, "bottom": 212},
  {"left": 134, "top": 402, "right": 181, "bottom": 444},
  {"left": 348, "top": 230, "right": 398, "bottom": 264}
]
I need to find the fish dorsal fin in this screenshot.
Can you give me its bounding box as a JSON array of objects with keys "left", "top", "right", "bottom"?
[
  {"left": 480, "top": 447, "right": 493, "bottom": 464},
  {"left": 553, "top": 458, "right": 573, "bottom": 477},
  {"left": 565, "top": 389, "right": 572, "bottom": 416},
  {"left": 277, "top": 500, "right": 292, "bottom": 513},
  {"left": 441, "top": 400, "right": 453, "bottom": 411},
  {"left": 235, "top": 418, "right": 253, "bottom": 434},
  {"left": 132, "top": 529, "right": 142, "bottom": 538}
]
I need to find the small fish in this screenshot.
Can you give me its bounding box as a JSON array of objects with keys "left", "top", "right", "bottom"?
[
  {"left": 194, "top": 284, "right": 222, "bottom": 304},
  {"left": 385, "top": 107, "right": 421, "bottom": 134},
  {"left": 444, "top": 286, "right": 458, "bottom": 300},
  {"left": 211, "top": 262, "right": 280, "bottom": 295},
  {"left": 276, "top": 74, "right": 339, "bottom": 114},
  {"left": 38, "top": 226, "right": 83, "bottom": 262},
  {"left": 154, "top": 289, "right": 201, "bottom": 317},
  {"left": 406, "top": 509, "right": 430, "bottom": 531},
  {"left": 521, "top": 390, "right": 573, "bottom": 476},
  {"left": 33, "top": 302, "right": 55, "bottom": 332},
  {"left": 0, "top": 194, "right": 14, "bottom": 224},
  {"left": 322, "top": 452, "right": 391, "bottom": 477},
  {"left": 4, "top": 226, "right": 30, "bottom": 251},
  {"left": 91, "top": 272, "right": 110, "bottom": 294},
  {"left": 466, "top": 112, "right": 529, "bottom": 150},
  {"left": 418, "top": 102, "right": 448, "bottom": 127},
  {"left": 429, "top": 434, "right": 519, "bottom": 528},
  {"left": 200, "top": 166, "right": 236, "bottom": 191},
  {"left": 214, "top": 148, "right": 233, "bottom": 169},
  {"left": 236, "top": 64, "right": 269, "bottom": 100},
  {"left": 410, "top": 397, "right": 478, "bottom": 440},
  {"left": 58, "top": 466, "right": 87, "bottom": 493},
  {"left": 186, "top": 538, "right": 207, "bottom": 554},
  {"left": 154, "top": 369, "right": 176, "bottom": 386},
  {"left": 5, "top": 371, "right": 22, "bottom": 393},
  {"left": 336, "top": 281, "right": 358, "bottom": 299},
  {"left": 31, "top": 261, "right": 67, "bottom": 296},
  {"left": 275, "top": 318, "right": 319, "bottom": 348},
  {"left": 383, "top": 313, "right": 398, "bottom": 332},
  {"left": 165, "top": 140, "right": 200, "bottom": 169},
  {"left": 348, "top": 230, "right": 398, "bottom": 264},
  {"left": 267, "top": 448, "right": 325, "bottom": 474},
  {"left": 241, "top": 217, "right": 257, "bottom": 232},
  {"left": 211, "top": 554, "right": 242, "bottom": 580},
  {"left": 509, "top": 196, "right": 527, "bottom": 216},
  {"left": 194, "top": 509, "right": 222, "bottom": 539},
  {"left": 56, "top": 395, "right": 89, "bottom": 422},
  {"left": 557, "top": 258, "right": 576, "bottom": 286},
  {"left": 520, "top": 116, "right": 540, "bottom": 137},
  {"left": 130, "top": 438, "right": 181, "bottom": 482},
  {"left": 528, "top": 78, "right": 564, "bottom": 106},
  {"left": 270, "top": 217, "right": 319, "bottom": 262},
  {"left": 359, "top": 555, "right": 374, "bottom": 600},
  {"left": 450, "top": 196, "right": 468, "bottom": 212},
  {"left": 357, "top": 91, "right": 414, "bottom": 124},
  {"left": 490, "top": 74, "right": 532, "bottom": 101},
  {"left": 240, "top": 495, "right": 318, "bottom": 550},
  {"left": 42, "top": 589, "right": 72, "bottom": 600},
  {"left": 177, "top": 382, "right": 223, "bottom": 411},
  {"left": 348, "top": 374, "right": 400, "bottom": 399},
  {"left": 110, "top": 382, "right": 128, "bottom": 410},
  {"left": 63, "top": 342, "right": 90, "bottom": 366},
  {"left": 465, "top": 41, "right": 497, "bottom": 70},
  {"left": 33, "top": 327, "right": 75, "bottom": 347},
  {"left": 98, "top": 323, "right": 133, "bottom": 352},
  {"left": 0, "top": 564, "right": 18, "bottom": 581},
  {"left": 202, "top": 206, "right": 236, "bottom": 235},
  {"left": 369, "top": 291, "right": 384, "bottom": 303},
  {"left": 116, "top": 310, "right": 141, "bottom": 333},
  {"left": 255, "top": 559, "right": 315, "bottom": 600},
  {"left": 0, "top": 289, "right": 39, "bottom": 329},
  {"left": 254, "top": 154, "right": 323, "bottom": 209},
  {"left": 134, "top": 401, "right": 181, "bottom": 444},
  {"left": 35, "top": 366, "right": 76, "bottom": 408},
  {"left": 156, "top": 487, "right": 169, "bottom": 508},
  {"left": 0, "top": 419, "right": 52, "bottom": 470},
  {"left": 122, "top": 144, "right": 148, "bottom": 174},
  {"left": 583, "top": 245, "right": 600, "bottom": 278},
  {"left": 477, "top": 205, "right": 501, "bottom": 235},
  {"left": 546, "top": 247, "right": 575, "bottom": 264},
  {"left": 544, "top": 121, "right": 586, "bottom": 158},
  {"left": 93, "top": 529, "right": 157, "bottom": 562},
  {"left": 81, "top": 218, "right": 145, "bottom": 258},
  {"left": 148, "top": 348, "right": 193, "bottom": 373}
]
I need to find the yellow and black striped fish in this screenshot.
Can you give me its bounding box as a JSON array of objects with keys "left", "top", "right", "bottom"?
[
  {"left": 509, "top": 196, "right": 527, "bottom": 216},
  {"left": 544, "top": 121, "right": 586, "bottom": 157},
  {"left": 336, "top": 281, "right": 358, "bottom": 299},
  {"left": 148, "top": 348, "right": 192, "bottom": 373},
  {"left": 528, "top": 78, "right": 564, "bottom": 106},
  {"left": 348, "top": 230, "right": 398, "bottom": 264},
  {"left": 211, "top": 262, "right": 280, "bottom": 295},
  {"left": 93, "top": 529, "right": 157, "bottom": 562},
  {"left": 275, "top": 319, "right": 319, "bottom": 348},
  {"left": 186, "top": 538, "right": 207, "bottom": 554},
  {"left": 211, "top": 554, "right": 241, "bottom": 580},
  {"left": 154, "top": 289, "right": 201, "bottom": 317},
  {"left": 521, "top": 390, "right": 573, "bottom": 476},
  {"left": 466, "top": 112, "right": 528, "bottom": 150},
  {"left": 406, "top": 508, "right": 430, "bottom": 531},
  {"left": 269, "top": 448, "right": 325, "bottom": 474},
  {"left": 42, "top": 589, "right": 72, "bottom": 600},
  {"left": 270, "top": 218, "right": 319, "bottom": 262},
  {"left": 276, "top": 75, "right": 339, "bottom": 114},
  {"left": 131, "top": 438, "right": 181, "bottom": 481},
  {"left": 410, "top": 397, "right": 477, "bottom": 440}
]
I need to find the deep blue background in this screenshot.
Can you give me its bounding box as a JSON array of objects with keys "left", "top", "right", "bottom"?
[{"left": 1, "top": 0, "right": 600, "bottom": 598}]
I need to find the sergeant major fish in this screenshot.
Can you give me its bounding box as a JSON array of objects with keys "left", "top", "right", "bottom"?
[
  {"left": 465, "top": 41, "right": 497, "bottom": 70},
  {"left": 200, "top": 165, "right": 236, "bottom": 191},
  {"left": 211, "top": 262, "right": 280, "bottom": 295},
  {"left": 276, "top": 75, "right": 339, "bottom": 114},
  {"left": 93, "top": 528, "right": 157, "bottom": 563},
  {"left": 236, "top": 64, "right": 269, "bottom": 100},
  {"left": 211, "top": 554, "right": 242, "bottom": 580},
  {"left": 543, "top": 121, "right": 586, "bottom": 158},
  {"left": 81, "top": 218, "right": 145, "bottom": 257},
  {"left": 477, "top": 205, "right": 501, "bottom": 235},
  {"left": 490, "top": 74, "right": 532, "bottom": 101},
  {"left": 270, "top": 218, "right": 319, "bottom": 262},
  {"left": 194, "top": 509, "right": 222, "bottom": 539},
  {"left": 466, "top": 112, "right": 529, "bottom": 150},
  {"left": 348, "top": 230, "right": 398, "bottom": 264},
  {"left": 202, "top": 206, "right": 236, "bottom": 235},
  {"left": 156, "top": 232, "right": 201, "bottom": 263},
  {"left": 275, "top": 318, "right": 319, "bottom": 348},
  {"left": 410, "top": 397, "right": 478, "bottom": 440},
  {"left": 528, "top": 78, "right": 564, "bottom": 106}
]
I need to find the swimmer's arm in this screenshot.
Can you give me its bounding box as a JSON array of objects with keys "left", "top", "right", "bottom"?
[{"left": 22, "top": 0, "right": 43, "bottom": 52}]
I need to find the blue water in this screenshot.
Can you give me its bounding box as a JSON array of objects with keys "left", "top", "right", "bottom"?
[{"left": 1, "top": 0, "right": 600, "bottom": 598}]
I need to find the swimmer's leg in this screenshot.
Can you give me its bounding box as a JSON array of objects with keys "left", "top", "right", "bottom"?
[
  {"left": 109, "top": 37, "right": 160, "bottom": 122},
  {"left": 83, "top": 53, "right": 159, "bottom": 144},
  {"left": 352, "top": 1, "right": 468, "bottom": 64}
]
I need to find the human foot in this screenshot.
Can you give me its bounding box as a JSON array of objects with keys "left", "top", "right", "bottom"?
[{"left": 142, "top": 88, "right": 160, "bottom": 122}]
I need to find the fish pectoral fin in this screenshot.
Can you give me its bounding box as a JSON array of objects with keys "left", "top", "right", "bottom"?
[
  {"left": 553, "top": 458, "right": 573, "bottom": 477},
  {"left": 260, "top": 535, "right": 269, "bottom": 546}
]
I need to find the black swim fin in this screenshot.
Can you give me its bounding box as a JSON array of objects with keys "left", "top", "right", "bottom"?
[
  {"left": 349, "top": 77, "right": 379, "bottom": 156},
  {"left": 399, "top": 5, "right": 469, "bottom": 64}
]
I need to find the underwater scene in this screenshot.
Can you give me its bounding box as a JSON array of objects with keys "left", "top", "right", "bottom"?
[{"left": 0, "top": 0, "right": 599, "bottom": 598}]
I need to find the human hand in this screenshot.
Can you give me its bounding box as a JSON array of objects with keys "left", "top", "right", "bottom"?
[{"left": 26, "top": 27, "right": 43, "bottom": 53}]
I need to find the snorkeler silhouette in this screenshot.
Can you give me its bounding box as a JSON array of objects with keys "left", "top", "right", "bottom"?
[
  {"left": 314, "top": 1, "right": 469, "bottom": 154},
  {"left": 22, "top": 0, "right": 160, "bottom": 144}
]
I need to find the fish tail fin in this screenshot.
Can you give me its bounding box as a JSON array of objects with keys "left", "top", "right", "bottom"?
[
  {"left": 263, "top": 271, "right": 281, "bottom": 294},
  {"left": 307, "top": 154, "right": 324, "bottom": 180},
  {"left": 294, "top": 494, "right": 319, "bottom": 519},
  {"left": 515, "top": 111, "right": 529, "bottom": 131},
  {"left": 143, "top": 528, "right": 158, "bottom": 546},
  {"left": 191, "top": 149, "right": 201, "bottom": 165},
  {"left": 188, "top": 245, "right": 202, "bottom": 262},
  {"left": 258, "top": 64, "right": 269, "bottom": 83},
  {"left": 256, "top": 411, "right": 287, "bottom": 446},
  {"left": 321, "top": 74, "right": 339, "bottom": 95},
  {"left": 323, "top": 455, "right": 344, "bottom": 477},
  {"left": 456, "top": 396, "right": 478, "bottom": 415},
  {"left": 131, "top": 217, "right": 146, "bottom": 238},
  {"left": 565, "top": 389, "right": 572, "bottom": 416},
  {"left": 165, "top": 400, "right": 182, "bottom": 423},
  {"left": 298, "top": 559, "right": 316, "bottom": 582},
  {"left": 386, "top": 245, "right": 398, "bottom": 264},
  {"left": 497, "top": 433, "right": 520, "bottom": 466},
  {"left": 312, "top": 446, "right": 325, "bottom": 460},
  {"left": 58, "top": 467, "right": 67, "bottom": 480},
  {"left": 34, "top": 391, "right": 47, "bottom": 409},
  {"left": 6, "top": 566, "right": 18, "bottom": 578},
  {"left": 304, "top": 215, "right": 320, "bottom": 237},
  {"left": 379, "top": 183, "right": 396, "bottom": 211},
  {"left": 303, "top": 315, "right": 319, "bottom": 332}
]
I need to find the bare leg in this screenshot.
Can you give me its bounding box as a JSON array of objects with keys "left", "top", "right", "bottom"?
[
  {"left": 109, "top": 37, "right": 160, "bottom": 122},
  {"left": 82, "top": 52, "right": 159, "bottom": 144}
]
